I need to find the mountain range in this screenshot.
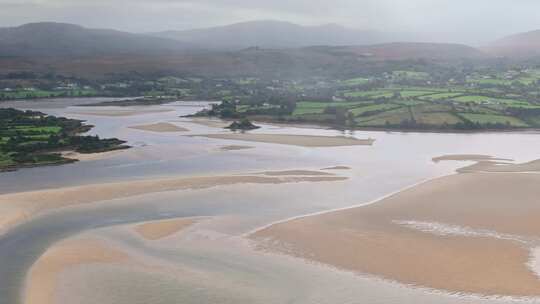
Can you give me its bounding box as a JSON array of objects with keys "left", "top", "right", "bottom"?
[
  {"left": 0, "top": 21, "right": 540, "bottom": 78},
  {"left": 482, "top": 30, "right": 540, "bottom": 58},
  {"left": 0, "top": 21, "right": 538, "bottom": 59},
  {"left": 151, "top": 20, "right": 402, "bottom": 49},
  {"left": 0, "top": 22, "right": 191, "bottom": 57}
]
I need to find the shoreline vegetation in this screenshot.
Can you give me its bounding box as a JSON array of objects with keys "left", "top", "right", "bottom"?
[
  {"left": 0, "top": 108, "right": 129, "bottom": 172},
  {"left": 78, "top": 97, "right": 180, "bottom": 107},
  {"left": 225, "top": 118, "right": 260, "bottom": 130},
  {"left": 191, "top": 100, "right": 540, "bottom": 133}
]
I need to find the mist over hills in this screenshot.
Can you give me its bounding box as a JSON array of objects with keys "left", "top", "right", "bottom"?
[
  {"left": 483, "top": 30, "right": 540, "bottom": 58},
  {"left": 0, "top": 22, "right": 193, "bottom": 57},
  {"left": 151, "top": 20, "right": 402, "bottom": 50},
  {"left": 0, "top": 20, "right": 539, "bottom": 78}
]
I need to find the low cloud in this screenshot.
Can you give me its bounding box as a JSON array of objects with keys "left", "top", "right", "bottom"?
[{"left": 0, "top": 0, "right": 539, "bottom": 44}]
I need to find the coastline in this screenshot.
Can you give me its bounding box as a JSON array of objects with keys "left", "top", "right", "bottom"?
[
  {"left": 251, "top": 158, "right": 540, "bottom": 297},
  {"left": 0, "top": 171, "right": 347, "bottom": 236},
  {"left": 194, "top": 133, "right": 375, "bottom": 147},
  {"left": 190, "top": 114, "right": 540, "bottom": 134}
]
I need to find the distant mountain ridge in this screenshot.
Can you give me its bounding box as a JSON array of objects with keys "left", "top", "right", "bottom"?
[
  {"left": 151, "top": 20, "right": 402, "bottom": 50},
  {"left": 311, "top": 43, "right": 486, "bottom": 61},
  {"left": 483, "top": 30, "right": 540, "bottom": 58},
  {"left": 0, "top": 22, "right": 192, "bottom": 57}
]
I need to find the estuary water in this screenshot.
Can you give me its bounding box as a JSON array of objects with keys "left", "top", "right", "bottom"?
[{"left": 1, "top": 98, "right": 540, "bottom": 304}]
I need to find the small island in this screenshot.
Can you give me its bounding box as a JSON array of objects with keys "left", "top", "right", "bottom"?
[
  {"left": 0, "top": 108, "right": 129, "bottom": 171},
  {"left": 225, "top": 119, "right": 260, "bottom": 131}
]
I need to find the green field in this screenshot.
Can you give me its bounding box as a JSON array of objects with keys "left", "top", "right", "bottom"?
[
  {"left": 452, "top": 95, "right": 492, "bottom": 103},
  {"left": 392, "top": 71, "right": 429, "bottom": 80},
  {"left": 349, "top": 104, "right": 400, "bottom": 116},
  {"left": 398, "top": 90, "right": 436, "bottom": 98},
  {"left": 341, "top": 78, "right": 370, "bottom": 86},
  {"left": 0, "top": 108, "right": 128, "bottom": 171},
  {"left": 355, "top": 107, "right": 413, "bottom": 126},
  {"left": 344, "top": 90, "right": 394, "bottom": 99},
  {"left": 0, "top": 89, "right": 98, "bottom": 100},
  {"left": 419, "top": 92, "right": 464, "bottom": 101},
  {"left": 293, "top": 101, "right": 371, "bottom": 116},
  {"left": 459, "top": 113, "right": 528, "bottom": 127}
]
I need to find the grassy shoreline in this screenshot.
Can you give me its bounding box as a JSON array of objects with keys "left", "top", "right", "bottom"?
[{"left": 0, "top": 108, "right": 129, "bottom": 172}]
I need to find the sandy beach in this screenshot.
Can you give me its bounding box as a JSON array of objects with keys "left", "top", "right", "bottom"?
[
  {"left": 0, "top": 172, "right": 346, "bottom": 236},
  {"left": 62, "top": 150, "right": 125, "bottom": 162},
  {"left": 198, "top": 134, "right": 375, "bottom": 147},
  {"left": 253, "top": 158, "right": 540, "bottom": 297},
  {"left": 129, "top": 122, "right": 189, "bottom": 132},
  {"left": 24, "top": 238, "right": 129, "bottom": 304}
]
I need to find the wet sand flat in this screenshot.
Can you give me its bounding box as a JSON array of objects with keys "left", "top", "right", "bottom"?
[
  {"left": 129, "top": 122, "right": 189, "bottom": 133},
  {"left": 321, "top": 166, "right": 351, "bottom": 170},
  {"left": 185, "top": 118, "right": 230, "bottom": 128},
  {"left": 256, "top": 170, "right": 334, "bottom": 176},
  {"left": 219, "top": 145, "right": 254, "bottom": 151},
  {"left": 0, "top": 173, "right": 347, "bottom": 236},
  {"left": 25, "top": 238, "right": 129, "bottom": 304},
  {"left": 433, "top": 154, "right": 540, "bottom": 173},
  {"left": 432, "top": 154, "right": 513, "bottom": 162},
  {"left": 135, "top": 218, "right": 197, "bottom": 240},
  {"left": 253, "top": 169, "right": 540, "bottom": 297},
  {"left": 62, "top": 150, "right": 125, "bottom": 162},
  {"left": 199, "top": 134, "right": 375, "bottom": 147}
]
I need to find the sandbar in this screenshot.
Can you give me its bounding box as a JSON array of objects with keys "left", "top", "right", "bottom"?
[
  {"left": 321, "top": 166, "right": 351, "bottom": 170},
  {"left": 129, "top": 122, "right": 189, "bottom": 132},
  {"left": 198, "top": 134, "right": 375, "bottom": 147},
  {"left": 257, "top": 170, "right": 334, "bottom": 176},
  {"left": 432, "top": 154, "right": 513, "bottom": 162},
  {"left": 62, "top": 150, "right": 124, "bottom": 162},
  {"left": 186, "top": 118, "right": 230, "bottom": 128},
  {"left": 219, "top": 145, "right": 254, "bottom": 151},
  {"left": 434, "top": 154, "right": 540, "bottom": 173},
  {"left": 135, "top": 218, "right": 197, "bottom": 240},
  {"left": 0, "top": 173, "right": 347, "bottom": 236},
  {"left": 24, "top": 238, "right": 129, "bottom": 304},
  {"left": 253, "top": 165, "right": 540, "bottom": 297}
]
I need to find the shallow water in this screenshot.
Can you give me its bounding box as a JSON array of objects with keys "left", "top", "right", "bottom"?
[{"left": 1, "top": 98, "right": 540, "bottom": 304}]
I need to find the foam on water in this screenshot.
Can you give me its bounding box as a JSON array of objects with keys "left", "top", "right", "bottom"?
[{"left": 393, "top": 220, "right": 530, "bottom": 244}]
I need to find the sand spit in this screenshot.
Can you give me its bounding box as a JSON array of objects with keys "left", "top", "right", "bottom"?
[
  {"left": 432, "top": 154, "right": 514, "bottom": 163},
  {"left": 257, "top": 170, "right": 334, "bottom": 177},
  {"left": 434, "top": 154, "right": 540, "bottom": 173},
  {"left": 198, "top": 134, "right": 375, "bottom": 147},
  {"left": 0, "top": 173, "right": 347, "bottom": 236},
  {"left": 24, "top": 238, "right": 129, "bottom": 304},
  {"left": 321, "top": 166, "right": 351, "bottom": 170},
  {"left": 185, "top": 118, "right": 230, "bottom": 128},
  {"left": 69, "top": 108, "right": 173, "bottom": 117},
  {"left": 219, "top": 145, "right": 254, "bottom": 151},
  {"left": 129, "top": 123, "right": 189, "bottom": 133},
  {"left": 61, "top": 150, "right": 124, "bottom": 162},
  {"left": 253, "top": 170, "right": 540, "bottom": 297},
  {"left": 135, "top": 218, "right": 197, "bottom": 241},
  {"left": 460, "top": 159, "right": 540, "bottom": 173}
]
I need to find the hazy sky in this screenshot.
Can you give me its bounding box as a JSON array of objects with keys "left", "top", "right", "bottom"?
[{"left": 1, "top": 0, "right": 539, "bottom": 44}]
